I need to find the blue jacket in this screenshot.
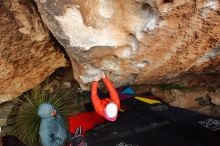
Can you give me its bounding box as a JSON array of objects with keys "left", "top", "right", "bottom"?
[{"left": 38, "top": 103, "right": 71, "bottom": 146}]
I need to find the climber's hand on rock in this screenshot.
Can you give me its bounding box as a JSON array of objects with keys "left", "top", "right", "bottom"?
[
  {"left": 94, "top": 75, "right": 101, "bottom": 82},
  {"left": 80, "top": 64, "right": 105, "bottom": 83},
  {"left": 93, "top": 71, "right": 105, "bottom": 81},
  {"left": 102, "top": 72, "right": 105, "bottom": 78}
]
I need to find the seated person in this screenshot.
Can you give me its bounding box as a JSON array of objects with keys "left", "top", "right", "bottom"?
[
  {"left": 91, "top": 73, "right": 120, "bottom": 121},
  {"left": 38, "top": 103, "right": 71, "bottom": 146}
]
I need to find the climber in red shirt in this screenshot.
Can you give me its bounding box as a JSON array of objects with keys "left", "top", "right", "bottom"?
[{"left": 91, "top": 73, "right": 120, "bottom": 122}]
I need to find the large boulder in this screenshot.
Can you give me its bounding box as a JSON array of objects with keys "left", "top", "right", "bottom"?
[
  {"left": 0, "top": 0, "right": 67, "bottom": 103},
  {"left": 35, "top": 0, "right": 220, "bottom": 90}
]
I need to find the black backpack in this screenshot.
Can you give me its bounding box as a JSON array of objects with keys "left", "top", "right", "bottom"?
[{"left": 71, "top": 126, "right": 87, "bottom": 146}]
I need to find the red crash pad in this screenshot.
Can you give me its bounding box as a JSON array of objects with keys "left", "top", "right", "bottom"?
[{"left": 69, "top": 112, "right": 105, "bottom": 135}]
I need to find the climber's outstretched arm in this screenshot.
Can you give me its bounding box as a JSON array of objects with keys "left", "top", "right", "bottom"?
[
  {"left": 103, "top": 77, "right": 120, "bottom": 109},
  {"left": 91, "top": 81, "right": 104, "bottom": 117}
]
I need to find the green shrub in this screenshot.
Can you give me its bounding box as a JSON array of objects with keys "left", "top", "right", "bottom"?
[{"left": 10, "top": 86, "right": 83, "bottom": 145}]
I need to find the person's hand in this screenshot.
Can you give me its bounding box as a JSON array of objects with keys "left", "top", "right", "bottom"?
[
  {"left": 102, "top": 72, "right": 105, "bottom": 78},
  {"left": 51, "top": 110, "right": 57, "bottom": 117},
  {"left": 93, "top": 76, "right": 101, "bottom": 82},
  {"left": 93, "top": 72, "right": 105, "bottom": 82}
]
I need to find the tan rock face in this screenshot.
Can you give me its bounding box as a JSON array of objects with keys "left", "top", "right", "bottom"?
[
  {"left": 209, "top": 89, "right": 220, "bottom": 105},
  {"left": 151, "top": 86, "right": 220, "bottom": 116},
  {"left": 151, "top": 87, "right": 209, "bottom": 108},
  {"left": 0, "top": 0, "right": 67, "bottom": 103},
  {"left": 35, "top": 0, "right": 220, "bottom": 90}
]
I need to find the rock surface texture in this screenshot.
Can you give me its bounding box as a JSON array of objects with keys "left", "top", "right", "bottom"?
[
  {"left": 35, "top": 0, "right": 220, "bottom": 90},
  {"left": 0, "top": 0, "right": 67, "bottom": 103},
  {"left": 151, "top": 87, "right": 220, "bottom": 116}
]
